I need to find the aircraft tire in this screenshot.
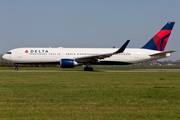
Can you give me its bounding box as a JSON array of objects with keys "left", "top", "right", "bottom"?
[
  {"left": 84, "top": 67, "right": 88, "bottom": 71},
  {"left": 84, "top": 67, "right": 93, "bottom": 71},
  {"left": 89, "top": 67, "right": 93, "bottom": 71}
]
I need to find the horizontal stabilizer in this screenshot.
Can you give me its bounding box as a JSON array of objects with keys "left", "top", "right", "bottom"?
[{"left": 149, "top": 50, "right": 177, "bottom": 57}]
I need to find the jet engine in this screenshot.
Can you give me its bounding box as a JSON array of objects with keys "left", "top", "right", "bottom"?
[{"left": 60, "top": 59, "right": 82, "bottom": 68}]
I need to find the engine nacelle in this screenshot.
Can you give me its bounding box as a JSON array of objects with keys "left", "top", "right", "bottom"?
[{"left": 60, "top": 59, "right": 82, "bottom": 68}]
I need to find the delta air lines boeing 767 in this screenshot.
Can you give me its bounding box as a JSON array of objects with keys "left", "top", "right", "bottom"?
[{"left": 2, "top": 22, "right": 176, "bottom": 71}]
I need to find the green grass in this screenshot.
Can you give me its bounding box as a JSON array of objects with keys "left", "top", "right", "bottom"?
[{"left": 0, "top": 72, "right": 180, "bottom": 119}]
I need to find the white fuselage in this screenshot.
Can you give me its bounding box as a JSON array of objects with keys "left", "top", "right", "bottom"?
[{"left": 2, "top": 47, "right": 169, "bottom": 65}]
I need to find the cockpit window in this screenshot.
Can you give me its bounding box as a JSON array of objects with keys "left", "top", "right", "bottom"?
[{"left": 6, "top": 52, "right": 12, "bottom": 54}]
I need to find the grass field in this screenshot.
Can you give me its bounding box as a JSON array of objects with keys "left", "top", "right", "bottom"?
[{"left": 0, "top": 71, "right": 180, "bottom": 119}]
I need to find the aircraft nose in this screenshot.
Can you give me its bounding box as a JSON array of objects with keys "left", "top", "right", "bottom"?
[{"left": 2, "top": 54, "right": 7, "bottom": 60}]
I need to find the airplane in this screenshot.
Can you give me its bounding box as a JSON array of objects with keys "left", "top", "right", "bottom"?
[{"left": 2, "top": 22, "right": 176, "bottom": 71}]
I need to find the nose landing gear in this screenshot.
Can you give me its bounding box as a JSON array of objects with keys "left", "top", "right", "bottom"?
[{"left": 14, "top": 63, "right": 18, "bottom": 71}]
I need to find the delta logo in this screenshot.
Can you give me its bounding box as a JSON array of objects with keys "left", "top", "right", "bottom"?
[
  {"left": 25, "top": 50, "right": 49, "bottom": 53},
  {"left": 25, "top": 50, "right": 29, "bottom": 53}
]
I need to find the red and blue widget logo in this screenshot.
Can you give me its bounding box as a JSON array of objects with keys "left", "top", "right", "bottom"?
[
  {"left": 142, "top": 22, "right": 175, "bottom": 51},
  {"left": 152, "top": 30, "right": 171, "bottom": 51}
]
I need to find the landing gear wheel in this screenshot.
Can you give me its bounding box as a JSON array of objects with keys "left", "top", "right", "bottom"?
[
  {"left": 84, "top": 67, "right": 93, "bottom": 71},
  {"left": 84, "top": 67, "right": 88, "bottom": 71},
  {"left": 15, "top": 67, "right": 18, "bottom": 71},
  {"left": 89, "top": 67, "right": 93, "bottom": 71}
]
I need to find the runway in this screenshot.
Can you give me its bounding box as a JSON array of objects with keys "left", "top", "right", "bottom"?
[{"left": 0, "top": 69, "right": 180, "bottom": 72}]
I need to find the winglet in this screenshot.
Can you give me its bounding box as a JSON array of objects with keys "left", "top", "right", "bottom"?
[{"left": 114, "top": 40, "right": 130, "bottom": 54}]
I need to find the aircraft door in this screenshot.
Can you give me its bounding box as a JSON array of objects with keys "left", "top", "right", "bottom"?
[
  {"left": 18, "top": 51, "right": 22, "bottom": 58},
  {"left": 134, "top": 52, "right": 139, "bottom": 59}
]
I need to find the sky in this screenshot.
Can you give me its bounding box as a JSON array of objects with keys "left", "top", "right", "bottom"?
[{"left": 0, "top": 0, "right": 180, "bottom": 61}]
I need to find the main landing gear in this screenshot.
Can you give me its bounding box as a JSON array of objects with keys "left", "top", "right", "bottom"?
[
  {"left": 14, "top": 63, "right": 18, "bottom": 71},
  {"left": 84, "top": 63, "right": 93, "bottom": 71},
  {"left": 84, "top": 67, "right": 93, "bottom": 71}
]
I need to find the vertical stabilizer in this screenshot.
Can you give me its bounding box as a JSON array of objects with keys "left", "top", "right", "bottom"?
[{"left": 141, "top": 22, "right": 175, "bottom": 51}]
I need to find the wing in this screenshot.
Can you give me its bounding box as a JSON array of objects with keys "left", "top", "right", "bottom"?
[{"left": 75, "top": 40, "right": 130, "bottom": 63}]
